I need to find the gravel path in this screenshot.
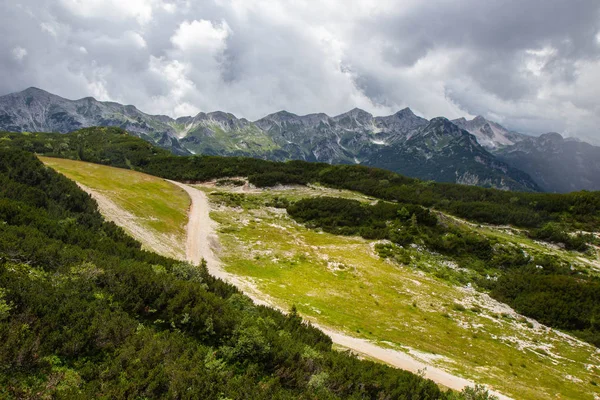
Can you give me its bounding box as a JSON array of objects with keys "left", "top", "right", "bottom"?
[
  {"left": 169, "top": 181, "right": 512, "bottom": 399},
  {"left": 167, "top": 181, "right": 224, "bottom": 276}
]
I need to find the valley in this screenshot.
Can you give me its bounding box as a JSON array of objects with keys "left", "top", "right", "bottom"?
[
  {"left": 0, "top": 88, "right": 541, "bottom": 191},
  {"left": 4, "top": 3, "right": 599, "bottom": 399}
]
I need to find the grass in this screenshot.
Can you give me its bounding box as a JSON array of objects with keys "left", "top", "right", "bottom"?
[
  {"left": 182, "top": 122, "right": 281, "bottom": 155},
  {"left": 39, "top": 156, "right": 190, "bottom": 259},
  {"left": 201, "top": 184, "right": 600, "bottom": 400},
  {"left": 30, "top": 158, "right": 599, "bottom": 398}
]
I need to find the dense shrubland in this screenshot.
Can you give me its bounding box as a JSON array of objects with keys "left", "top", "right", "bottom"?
[{"left": 0, "top": 149, "right": 455, "bottom": 398}]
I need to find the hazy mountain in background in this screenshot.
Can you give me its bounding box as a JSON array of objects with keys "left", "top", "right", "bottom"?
[
  {"left": 495, "top": 132, "right": 600, "bottom": 192},
  {"left": 365, "top": 117, "right": 539, "bottom": 191},
  {"left": 0, "top": 87, "right": 578, "bottom": 192}
]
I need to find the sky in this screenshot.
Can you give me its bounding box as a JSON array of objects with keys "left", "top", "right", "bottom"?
[{"left": 1, "top": 0, "right": 599, "bottom": 142}]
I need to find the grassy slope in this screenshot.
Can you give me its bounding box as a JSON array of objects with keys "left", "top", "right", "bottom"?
[
  {"left": 202, "top": 184, "right": 600, "bottom": 400},
  {"left": 39, "top": 156, "right": 190, "bottom": 259},
  {"left": 36, "top": 156, "right": 600, "bottom": 398}
]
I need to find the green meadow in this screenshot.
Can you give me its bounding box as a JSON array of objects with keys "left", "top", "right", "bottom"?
[
  {"left": 40, "top": 156, "right": 190, "bottom": 259},
  {"left": 203, "top": 184, "right": 600, "bottom": 400}
]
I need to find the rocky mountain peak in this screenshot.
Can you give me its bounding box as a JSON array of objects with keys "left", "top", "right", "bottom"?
[
  {"left": 539, "top": 132, "right": 563, "bottom": 142},
  {"left": 22, "top": 87, "right": 49, "bottom": 95},
  {"left": 452, "top": 115, "right": 523, "bottom": 149},
  {"left": 428, "top": 117, "right": 457, "bottom": 130},
  {"left": 332, "top": 108, "right": 374, "bottom": 131},
  {"left": 206, "top": 111, "right": 237, "bottom": 122},
  {"left": 6, "top": 87, "right": 61, "bottom": 105},
  {"left": 260, "top": 110, "right": 300, "bottom": 122},
  {"left": 394, "top": 107, "right": 416, "bottom": 118},
  {"left": 254, "top": 111, "right": 332, "bottom": 130},
  {"left": 335, "top": 107, "right": 373, "bottom": 121},
  {"left": 79, "top": 96, "right": 99, "bottom": 103}
]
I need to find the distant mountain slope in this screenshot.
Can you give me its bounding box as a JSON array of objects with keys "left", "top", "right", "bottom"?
[
  {"left": 0, "top": 87, "right": 189, "bottom": 154},
  {"left": 452, "top": 115, "right": 527, "bottom": 149},
  {"left": 253, "top": 107, "right": 429, "bottom": 164},
  {"left": 0, "top": 87, "right": 541, "bottom": 191},
  {"left": 175, "top": 111, "right": 281, "bottom": 157},
  {"left": 495, "top": 132, "right": 600, "bottom": 192},
  {"left": 366, "top": 117, "right": 540, "bottom": 191}
]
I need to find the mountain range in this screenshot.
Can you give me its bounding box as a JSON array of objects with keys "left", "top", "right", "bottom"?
[{"left": 1, "top": 87, "right": 598, "bottom": 193}]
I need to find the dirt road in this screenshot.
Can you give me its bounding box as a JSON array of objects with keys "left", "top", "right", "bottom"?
[
  {"left": 168, "top": 181, "right": 275, "bottom": 303},
  {"left": 317, "top": 325, "right": 510, "bottom": 399},
  {"left": 169, "top": 181, "right": 511, "bottom": 399},
  {"left": 167, "top": 181, "right": 224, "bottom": 276}
]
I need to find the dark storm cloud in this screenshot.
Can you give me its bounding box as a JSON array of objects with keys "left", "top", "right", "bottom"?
[{"left": 0, "top": 0, "right": 599, "bottom": 141}]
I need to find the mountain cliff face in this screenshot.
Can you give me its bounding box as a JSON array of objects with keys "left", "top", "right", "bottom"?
[
  {"left": 0, "top": 87, "right": 542, "bottom": 191},
  {"left": 452, "top": 116, "right": 527, "bottom": 149},
  {"left": 495, "top": 132, "right": 600, "bottom": 192},
  {"left": 253, "top": 107, "right": 429, "bottom": 164},
  {"left": 0, "top": 87, "right": 189, "bottom": 154},
  {"left": 365, "top": 118, "right": 539, "bottom": 191}
]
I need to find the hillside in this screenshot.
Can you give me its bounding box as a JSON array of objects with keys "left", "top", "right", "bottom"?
[
  {"left": 202, "top": 181, "right": 600, "bottom": 399},
  {"left": 34, "top": 149, "right": 600, "bottom": 399},
  {"left": 1, "top": 127, "right": 597, "bottom": 233},
  {"left": 0, "top": 149, "right": 453, "bottom": 399},
  {"left": 3, "top": 128, "right": 600, "bottom": 398},
  {"left": 39, "top": 156, "right": 190, "bottom": 260},
  {"left": 0, "top": 88, "right": 539, "bottom": 191}
]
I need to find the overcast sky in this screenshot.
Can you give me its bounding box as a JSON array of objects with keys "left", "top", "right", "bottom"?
[{"left": 1, "top": 0, "right": 599, "bottom": 142}]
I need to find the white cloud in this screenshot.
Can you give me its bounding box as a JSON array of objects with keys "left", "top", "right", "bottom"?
[
  {"left": 125, "top": 31, "right": 147, "bottom": 49},
  {"left": 524, "top": 47, "right": 557, "bottom": 77},
  {"left": 161, "top": 2, "right": 176, "bottom": 13},
  {"left": 59, "top": 0, "right": 156, "bottom": 25},
  {"left": 146, "top": 56, "right": 200, "bottom": 116},
  {"left": 171, "top": 19, "right": 231, "bottom": 53},
  {"left": 86, "top": 80, "right": 112, "bottom": 100},
  {"left": 11, "top": 46, "right": 27, "bottom": 61},
  {"left": 40, "top": 22, "right": 58, "bottom": 37},
  {"left": 1, "top": 0, "right": 600, "bottom": 142}
]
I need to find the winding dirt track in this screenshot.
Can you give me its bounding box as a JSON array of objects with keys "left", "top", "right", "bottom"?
[
  {"left": 169, "top": 181, "right": 511, "bottom": 399},
  {"left": 167, "top": 181, "right": 224, "bottom": 276}
]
